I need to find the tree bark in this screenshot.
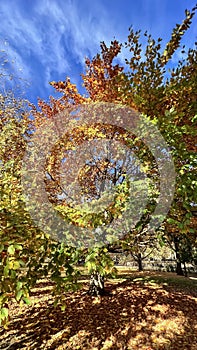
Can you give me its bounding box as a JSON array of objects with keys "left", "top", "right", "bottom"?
[
  {"left": 176, "top": 261, "right": 184, "bottom": 276},
  {"left": 131, "top": 252, "right": 143, "bottom": 271},
  {"left": 137, "top": 253, "right": 143, "bottom": 271},
  {"left": 174, "top": 237, "right": 184, "bottom": 276},
  {"left": 183, "top": 262, "right": 187, "bottom": 277},
  {"left": 88, "top": 272, "right": 105, "bottom": 296}
]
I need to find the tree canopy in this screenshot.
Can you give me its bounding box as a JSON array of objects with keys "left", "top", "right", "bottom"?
[{"left": 0, "top": 5, "right": 197, "bottom": 323}]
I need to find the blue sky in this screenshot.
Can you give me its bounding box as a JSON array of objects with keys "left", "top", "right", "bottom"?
[{"left": 0, "top": 0, "right": 196, "bottom": 105}]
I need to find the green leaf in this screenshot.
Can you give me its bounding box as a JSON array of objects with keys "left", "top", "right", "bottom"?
[
  {"left": 16, "top": 281, "right": 23, "bottom": 291},
  {"left": 16, "top": 290, "right": 23, "bottom": 301},
  {"left": 13, "top": 261, "right": 20, "bottom": 270},
  {"left": 14, "top": 244, "right": 23, "bottom": 251},
  {"left": 3, "top": 265, "right": 9, "bottom": 277},
  {"left": 7, "top": 245, "right": 15, "bottom": 255},
  {"left": 23, "top": 297, "right": 31, "bottom": 305},
  {"left": 61, "top": 305, "right": 66, "bottom": 311},
  {"left": 0, "top": 307, "right": 9, "bottom": 320}
]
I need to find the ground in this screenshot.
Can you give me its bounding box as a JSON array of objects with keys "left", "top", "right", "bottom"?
[{"left": 0, "top": 270, "right": 197, "bottom": 350}]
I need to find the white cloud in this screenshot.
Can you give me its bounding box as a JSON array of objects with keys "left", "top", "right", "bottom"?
[
  {"left": 0, "top": 0, "right": 196, "bottom": 101},
  {"left": 0, "top": 0, "right": 120, "bottom": 90}
]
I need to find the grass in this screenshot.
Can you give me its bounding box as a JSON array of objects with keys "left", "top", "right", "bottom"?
[{"left": 115, "top": 267, "right": 197, "bottom": 291}]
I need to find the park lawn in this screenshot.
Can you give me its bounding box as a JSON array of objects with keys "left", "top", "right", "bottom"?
[{"left": 0, "top": 270, "right": 197, "bottom": 350}]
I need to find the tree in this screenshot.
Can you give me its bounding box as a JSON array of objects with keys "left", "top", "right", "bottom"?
[
  {"left": 30, "top": 4, "right": 197, "bottom": 289},
  {"left": 1, "top": 5, "right": 197, "bottom": 324},
  {"left": 0, "top": 51, "right": 37, "bottom": 323},
  {"left": 0, "top": 53, "right": 81, "bottom": 324}
]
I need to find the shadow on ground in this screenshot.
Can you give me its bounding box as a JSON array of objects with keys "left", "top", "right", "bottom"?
[{"left": 0, "top": 276, "right": 197, "bottom": 350}]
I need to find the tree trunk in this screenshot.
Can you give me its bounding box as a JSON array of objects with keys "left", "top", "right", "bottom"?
[
  {"left": 183, "top": 262, "right": 187, "bottom": 277},
  {"left": 88, "top": 272, "right": 105, "bottom": 296},
  {"left": 176, "top": 261, "right": 184, "bottom": 276},
  {"left": 137, "top": 253, "right": 143, "bottom": 271},
  {"left": 174, "top": 238, "right": 184, "bottom": 276}
]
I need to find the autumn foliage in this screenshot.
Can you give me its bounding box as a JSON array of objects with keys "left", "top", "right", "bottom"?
[{"left": 0, "top": 5, "right": 197, "bottom": 325}]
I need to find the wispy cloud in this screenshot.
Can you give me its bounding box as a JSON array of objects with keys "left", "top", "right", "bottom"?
[
  {"left": 0, "top": 0, "right": 121, "bottom": 100},
  {"left": 0, "top": 0, "right": 196, "bottom": 102}
]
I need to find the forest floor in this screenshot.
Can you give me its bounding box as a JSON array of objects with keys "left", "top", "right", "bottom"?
[{"left": 0, "top": 270, "right": 197, "bottom": 350}]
